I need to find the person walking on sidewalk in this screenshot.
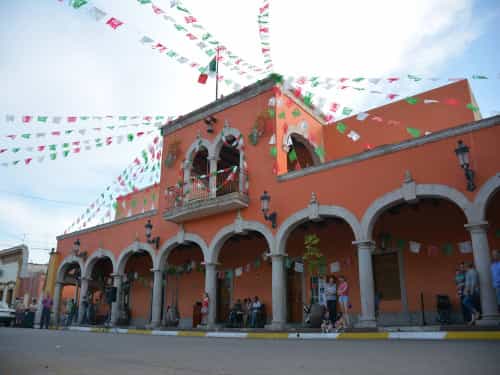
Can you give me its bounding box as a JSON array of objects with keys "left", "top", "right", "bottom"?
[
  {"left": 40, "top": 294, "right": 53, "bottom": 329},
  {"left": 463, "top": 262, "right": 481, "bottom": 324},
  {"left": 491, "top": 250, "right": 500, "bottom": 312}
]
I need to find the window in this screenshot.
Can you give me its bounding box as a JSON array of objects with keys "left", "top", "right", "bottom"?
[{"left": 286, "top": 133, "right": 319, "bottom": 172}]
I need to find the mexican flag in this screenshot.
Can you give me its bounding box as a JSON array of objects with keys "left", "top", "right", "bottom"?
[{"left": 198, "top": 57, "right": 217, "bottom": 84}]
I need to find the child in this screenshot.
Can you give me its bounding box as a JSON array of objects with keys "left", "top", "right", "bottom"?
[{"left": 321, "top": 310, "right": 333, "bottom": 333}]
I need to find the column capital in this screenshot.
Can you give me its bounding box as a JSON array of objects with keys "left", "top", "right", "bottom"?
[
  {"left": 465, "top": 221, "right": 489, "bottom": 233},
  {"left": 110, "top": 273, "right": 122, "bottom": 278},
  {"left": 270, "top": 253, "right": 287, "bottom": 259},
  {"left": 352, "top": 240, "right": 376, "bottom": 248},
  {"left": 150, "top": 268, "right": 162, "bottom": 273},
  {"left": 204, "top": 262, "right": 218, "bottom": 268}
]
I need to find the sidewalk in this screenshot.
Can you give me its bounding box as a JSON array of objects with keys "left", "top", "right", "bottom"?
[{"left": 55, "top": 325, "right": 500, "bottom": 340}]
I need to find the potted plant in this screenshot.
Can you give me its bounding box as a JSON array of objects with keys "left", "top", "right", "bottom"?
[{"left": 302, "top": 234, "right": 326, "bottom": 328}]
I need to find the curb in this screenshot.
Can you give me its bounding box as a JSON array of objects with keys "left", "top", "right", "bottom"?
[{"left": 59, "top": 327, "right": 500, "bottom": 340}]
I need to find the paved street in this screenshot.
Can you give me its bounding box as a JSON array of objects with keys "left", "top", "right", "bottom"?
[{"left": 1, "top": 328, "right": 499, "bottom": 375}]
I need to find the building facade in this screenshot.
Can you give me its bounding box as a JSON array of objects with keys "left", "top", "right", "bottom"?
[
  {"left": 54, "top": 77, "right": 500, "bottom": 329},
  {"left": 0, "top": 245, "right": 29, "bottom": 307}
]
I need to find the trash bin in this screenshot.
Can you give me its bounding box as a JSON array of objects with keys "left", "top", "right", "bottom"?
[{"left": 23, "top": 311, "right": 35, "bottom": 328}]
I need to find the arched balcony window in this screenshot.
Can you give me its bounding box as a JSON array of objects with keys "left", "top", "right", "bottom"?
[{"left": 286, "top": 133, "right": 320, "bottom": 172}]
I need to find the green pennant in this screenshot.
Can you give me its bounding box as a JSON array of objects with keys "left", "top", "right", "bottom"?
[
  {"left": 408, "top": 74, "right": 422, "bottom": 82},
  {"left": 112, "top": 202, "right": 118, "bottom": 210},
  {"left": 21, "top": 134, "right": 31, "bottom": 139},
  {"left": 107, "top": 126, "right": 115, "bottom": 130},
  {"left": 314, "top": 146, "right": 325, "bottom": 158},
  {"left": 49, "top": 144, "right": 56, "bottom": 151},
  {"left": 406, "top": 127, "right": 421, "bottom": 138},
  {"left": 143, "top": 198, "right": 148, "bottom": 206},
  {"left": 254, "top": 258, "right": 261, "bottom": 268},
  {"left": 336, "top": 122, "right": 347, "bottom": 134},
  {"left": 119, "top": 116, "right": 127, "bottom": 121},
  {"left": 155, "top": 116, "right": 164, "bottom": 120},
  {"left": 63, "top": 143, "right": 69, "bottom": 148},
  {"left": 352, "top": 77, "right": 365, "bottom": 82},
  {"left": 131, "top": 199, "right": 137, "bottom": 208},
  {"left": 268, "top": 108, "right": 275, "bottom": 118},
  {"left": 396, "top": 239, "right": 406, "bottom": 250},
  {"left": 95, "top": 138, "right": 101, "bottom": 143},
  {"left": 292, "top": 109, "right": 301, "bottom": 117},
  {"left": 202, "top": 32, "right": 212, "bottom": 41},
  {"left": 80, "top": 116, "right": 89, "bottom": 120},
  {"left": 270, "top": 146, "right": 277, "bottom": 158},
  {"left": 278, "top": 111, "right": 286, "bottom": 119},
  {"left": 342, "top": 107, "right": 352, "bottom": 116},
  {"left": 406, "top": 97, "right": 418, "bottom": 105},
  {"left": 176, "top": 5, "right": 189, "bottom": 12},
  {"left": 12, "top": 160, "right": 20, "bottom": 165},
  {"left": 37, "top": 116, "right": 48, "bottom": 122},
  {"left": 127, "top": 134, "right": 134, "bottom": 142},
  {"left": 71, "top": 0, "right": 88, "bottom": 9},
  {"left": 12, "top": 147, "right": 20, "bottom": 153},
  {"left": 65, "top": 130, "right": 73, "bottom": 134},
  {"left": 269, "top": 73, "right": 283, "bottom": 84},
  {"left": 285, "top": 257, "right": 292, "bottom": 269},
  {"left": 288, "top": 149, "right": 297, "bottom": 161},
  {"left": 166, "top": 51, "right": 178, "bottom": 58},
  {"left": 303, "top": 92, "right": 313, "bottom": 107},
  {"left": 50, "top": 153, "right": 57, "bottom": 160},
  {"left": 96, "top": 143, "right": 103, "bottom": 148},
  {"left": 174, "top": 24, "right": 187, "bottom": 32},
  {"left": 442, "top": 243, "right": 454, "bottom": 256},
  {"left": 354, "top": 87, "right": 366, "bottom": 91},
  {"left": 472, "top": 75, "right": 488, "bottom": 79},
  {"left": 63, "top": 150, "right": 70, "bottom": 157},
  {"left": 466, "top": 103, "right": 479, "bottom": 112},
  {"left": 152, "top": 192, "right": 157, "bottom": 201},
  {"left": 138, "top": 0, "right": 151, "bottom": 4},
  {"left": 206, "top": 49, "right": 216, "bottom": 57}
]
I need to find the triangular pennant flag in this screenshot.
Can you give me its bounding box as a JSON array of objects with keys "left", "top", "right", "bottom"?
[
  {"left": 336, "top": 122, "right": 347, "bottom": 134},
  {"left": 406, "top": 127, "right": 421, "bottom": 138},
  {"left": 89, "top": 6, "right": 107, "bottom": 21},
  {"left": 356, "top": 112, "right": 369, "bottom": 121},
  {"left": 409, "top": 241, "right": 421, "bottom": 254},
  {"left": 106, "top": 17, "right": 123, "bottom": 29},
  {"left": 347, "top": 130, "right": 360, "bottom": 142}
]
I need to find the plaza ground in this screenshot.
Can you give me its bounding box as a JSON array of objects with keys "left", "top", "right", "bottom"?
[{"left": 1, "top": 328, "right": 499, "bottom": 375}]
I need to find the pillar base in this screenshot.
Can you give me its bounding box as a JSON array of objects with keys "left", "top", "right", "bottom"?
[
  {"left": 355, "top": 317, "right": 377, "bottom": 328},
  {"left": 266, "top": 320, "right": 286, "bottom": 331},
  {"left": 476, "top": 314, "right": 500, "bottom": 327}
]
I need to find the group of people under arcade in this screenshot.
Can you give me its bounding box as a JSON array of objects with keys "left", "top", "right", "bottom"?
[
  {"left": 321, "top": 275, "right": 350, "bottom": 333},
  {"left": 227, "top": 296, "right": 265, "bottom": 328}
]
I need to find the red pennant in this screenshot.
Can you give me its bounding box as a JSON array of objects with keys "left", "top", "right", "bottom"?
[
  {"left": 72, "top": 141, "right": 80, "bottom": 146},
  {"left": 22, "top": 116, "right": 32, "bottom": 123},
  {"left": 24, "top": 158, "right": 32, "bottom": 165},
  {"left": 106, "top": 17, "right": 123, "bottom": 30},
  {"left": 198, "top": 73, "right": 208, "bottom": 84},
  {"left": 445, "top": 98, "right": 458, "bottom": 105},
  {"left": 67, "top": 116, "right": 77, "bottom": 123},
  {"left": 387, "top": 93, "right": 399, "bottom": 100},
  {"left": 338, "top": 77, "right": 349, "bottom": 83},
  {"left": 73, "top": 148, "right": 81, "bottom": 153},
  {"left": 0, "top": 149, "right": 7, "bottom": 153},
  {"left": 144, "top": 116, "right": 152, "bottom": 121},
  {"left": 330, "top": 102, "right": 340, "bottom": 112},
  {"left": 37, "top": 146, "right": 45, "bottom": 151},
  {"left": 51, "top": 131, "right": 61, "bottom": 136},
  {"left": 387, "top": 77, "right": 399, "bottom": 83},
  {"left": 185, "top": 16, "right": 197, "bottom": 23},
  {"left": 7, "top": 135, "right": 16, "bottom": 140}
]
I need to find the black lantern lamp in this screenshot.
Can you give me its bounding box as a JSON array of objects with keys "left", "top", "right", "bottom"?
[
  {"left": 454, "top": 140, "right": 475, "bottom": 191},
  {"left": 260, "top": 190, "right": 277, "bottom": 228},
  {"left": 72, "top": 238, "right": 87, "bottom": 260},
  {"left": 145, "top": 219, "right": 160, "bottom": 249},
  {"left": 204, "top": 116, "right": 217, "bottom": 133}
]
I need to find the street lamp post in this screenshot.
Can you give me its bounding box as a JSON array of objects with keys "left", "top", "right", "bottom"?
[
  {"left": 145, "top": 219, "right": 160, "bottom": 249},
  {"left": 260, "top": 191, "right": 277, "bottom": 228}
]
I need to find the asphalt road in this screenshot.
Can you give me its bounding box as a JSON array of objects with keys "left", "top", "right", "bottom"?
[{"left": 0, "top": 328, "right": 499, "bottom": 375}]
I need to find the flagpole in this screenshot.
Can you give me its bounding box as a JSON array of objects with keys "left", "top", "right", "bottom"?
[{"left": 215, "top": 44, "right": 219, "bottom": 100}]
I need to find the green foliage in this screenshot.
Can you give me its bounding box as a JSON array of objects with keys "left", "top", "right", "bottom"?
[{"left": 303, "top": 234, "right": 325, "bottom": 275}]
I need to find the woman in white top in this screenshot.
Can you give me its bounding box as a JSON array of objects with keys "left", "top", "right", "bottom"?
[{"left": 324, "top": 276, "right": 337, "bottom": 325}]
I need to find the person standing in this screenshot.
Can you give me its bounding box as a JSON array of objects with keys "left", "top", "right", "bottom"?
[
  {"left": 324, "top": 276, "right": 337, "bottom": 325},
  {"left": 250, "top": 296, "right": 262, "bottom": 328},
  {"left": 455, "top": 262, "right": 470, "bottom": 323},
  {"left": 40, "top": 294, "right": 53, "bottom": 329},
  {"left": 66, "top": 299, "right": 75, "bottom": 326},
  {"left": 491, "top": 250, "right": 500, "bottom": 312},
  {"left": 337, "top": 276, "right": 350, "bottom": 326},
  {"left": 463, "top": 262, "right": 480, "bottom": 324},
  {"left": 201, "top": 292, "right": 209, "bottom": 326}
]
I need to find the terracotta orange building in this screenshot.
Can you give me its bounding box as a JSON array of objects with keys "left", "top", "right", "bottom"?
[{"left": 53, "top": 76, "right": 500, "bottom": 329}]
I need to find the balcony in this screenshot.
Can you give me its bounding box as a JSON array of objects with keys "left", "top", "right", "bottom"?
[{"left": 163, "top": 167, "right": 249, "bottom": 223}]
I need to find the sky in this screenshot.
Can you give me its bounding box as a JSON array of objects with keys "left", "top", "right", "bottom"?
[{"left": 0, "top": 0, "right": 499, "bottom": 264}]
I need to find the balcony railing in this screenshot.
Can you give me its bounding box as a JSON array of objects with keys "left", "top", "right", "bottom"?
[{"left": 164, "top": 166, "right": 249, "bottom": 223}]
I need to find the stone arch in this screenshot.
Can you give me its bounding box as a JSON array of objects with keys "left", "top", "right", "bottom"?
[
  {"left": 361, "top": 183, "right": 475, "bottom": 240},
  {"left": 157, "top": 233, "right": 209, "bottom": 269},
  {"left": 208, "top": 220, "right": 274, "bottom": 264},
  {"left": 83, "top": 249, "right": 117, "bottom": 278},
  {"left": 276, "top": 205, "right": 363, "bottom": 256},
  {"left": 56, "top": 255, "right": 85, "bottom": 283},
  {"left": 474, "top": 173, "right": 500, "bottom": 221},
  {"left": 185, "top": 137, "right": 211, "bottom": 163},
  {"left": 116, "top": 242, "right": 157, "bottom": 274},
  {"left": 282, "top": 128, "right": 323, "bottom": 166}
]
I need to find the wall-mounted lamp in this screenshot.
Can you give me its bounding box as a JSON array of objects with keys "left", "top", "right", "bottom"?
[
  {"left": 204, "top": 116, "right": 217, "bottom": 133},
  {"left": 145, "top": 219, "right": 160, "bottom": 249},
  {"left": 72, "top": 239, "right": 87, "bottom": 260},
  {"left": 454, "top": 140, "right": 475, "bottom": 191},
  {"left": 260, "top": 190, "right": 277, "bottom": 228}
]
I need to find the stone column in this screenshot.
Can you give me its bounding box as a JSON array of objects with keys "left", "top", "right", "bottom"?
[
  {"left": 110, "top": 274, "right": 122, "bottom": 326},
  {"left": 52, "top": 281, "right": 63, "bottom": 326},
  {"left": 270, "top": 254, "right": 286, "bottom": 330},
  {"left": 150, "top": 269, "right": 163, "bottom": 328},
  {"left": 77, "top": 277, "right": 89, "bottom": 324},
  {"left": 205, "top": 263, "right": 217, "bottom": 328},
  {"left": 1, "top": 287, "right": 7, "bottom": 303},
  {"left": 208, "top": 157, "right": 218, "bottom": 198},
  {"left": 354, "top": 240, "right": 377, "bottom": 327},
  {"left": 465, "top": 222, "right": 500, "bottom": 325}
]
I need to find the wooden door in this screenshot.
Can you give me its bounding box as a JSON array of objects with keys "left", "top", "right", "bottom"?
[{"left": 287, "top": 268, "right": 303, "bottom": 323}]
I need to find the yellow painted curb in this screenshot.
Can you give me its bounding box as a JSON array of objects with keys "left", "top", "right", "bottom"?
[
  {"left": 338, "top": 332, "right": 389, "bottom": 340},
  {"left": 247, "top": 333, "right": 289, "bottom": 340},
  {"left": 445, "top": 331, "right": 500, "bottom": 340},
  {"left": 177, "top": 331, "right": 206, "bottom": 337},
  {"left": 127, "top": 329, "right": 152, "bottom": 335}
]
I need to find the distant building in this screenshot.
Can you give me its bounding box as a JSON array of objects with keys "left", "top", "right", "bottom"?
[
  {"left": 17, "top": 263, "right": 47, "bottom": 306},
  {"left": 0, "top": 245, "right": 29, "bottom": 306}
]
